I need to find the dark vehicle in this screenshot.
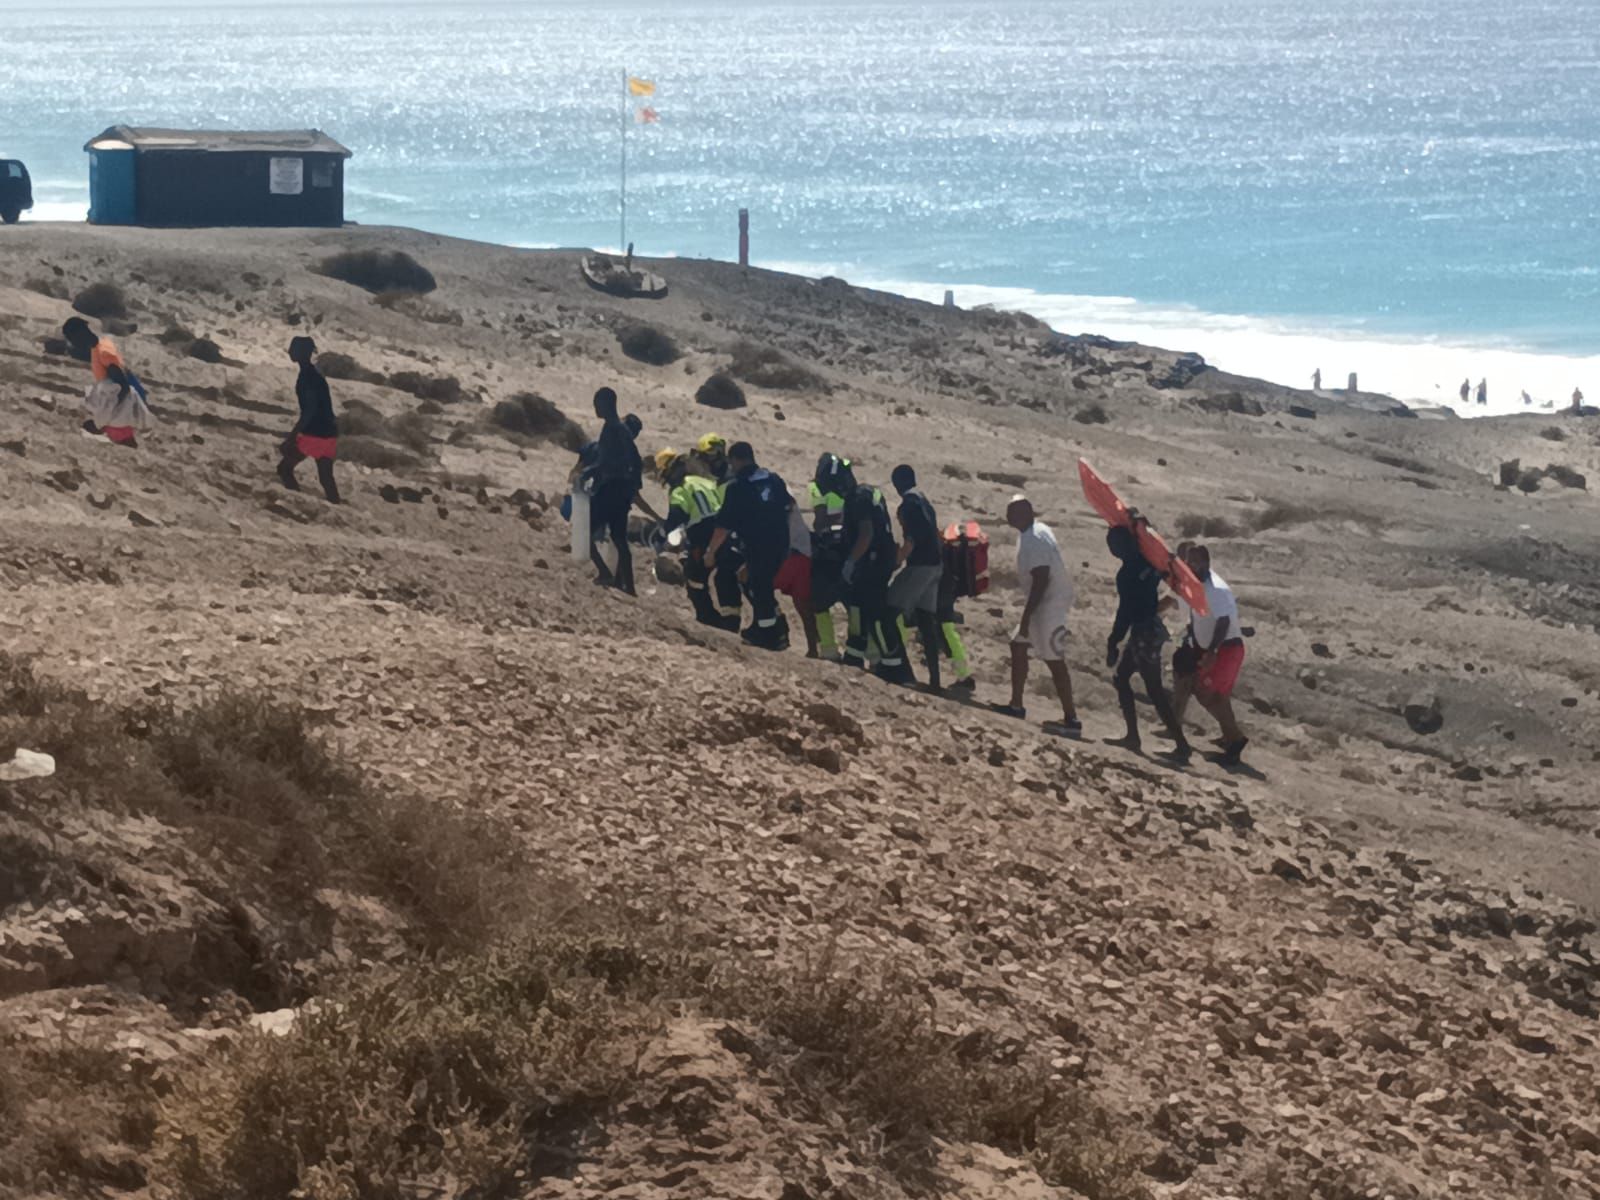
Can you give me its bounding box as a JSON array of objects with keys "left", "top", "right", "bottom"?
[{"left": 1, "top": 159, "right": 32, "bottom": 224}]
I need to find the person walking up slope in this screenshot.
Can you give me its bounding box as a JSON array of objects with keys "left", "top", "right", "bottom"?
[
  {"left": 705, "top": 442, "right": 792, "bottom": 651},
  {"left": 655, "top": 448, "right": 742, "bottom": 631},
  {"left": 278, "top": 336, "right": 340, "bottom": 502},
  {"left": 1174, "top": 544, "right": 1248, "bottom": 764},
  {"left": 887, "top": 464, "right": 948, "bottom": 691},
  {"left": 588, "top": 387, "right": 646, "bottom": 595},
  {"left": 1103, "top": 525, "right": 1190, "bottom": 760},
  {"left": 64, "top": 317, "right": 152, "bottom": 447},
  {"left": 995, "top": 496, "right": 1079, "bottom": 736}
]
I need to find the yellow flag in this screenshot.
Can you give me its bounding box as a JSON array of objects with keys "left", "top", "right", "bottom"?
[{"left": 628, "top": 76, "right": 656, "bottom": 97}]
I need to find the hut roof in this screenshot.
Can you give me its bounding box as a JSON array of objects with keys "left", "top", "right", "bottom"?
[{"left": 85, "top": 127, "right": 352, "bottom": 158}]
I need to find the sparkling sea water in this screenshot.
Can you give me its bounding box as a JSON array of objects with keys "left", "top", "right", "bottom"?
[{"left": 2, "top": 0, "right": 1596, "bottom": 410}]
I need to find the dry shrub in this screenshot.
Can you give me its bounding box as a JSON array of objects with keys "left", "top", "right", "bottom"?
[
  {"left": 151, "top": 944, "right": 654, "bottom": 1200},
  {"left": 695, "top": 372, "right": 746, "bottom": 410},
  {"left": 488, "top": 393, "right": 586, "bottom": 450},
  {"left": 728, "top": 341, "right": 826, "bottom": 391},
  {"left": 338, "top": 435, "right": 425, "bottom": 472},
  {"left": 159, "top": 324, "right": 195, "bottom": 345},
  {"left": 1176, "top": 514, "right": 1240, "bottom": 539},
  {"left": 316, "top": 249, "right": 436, "bottom": 296},
  {"left": 335, "top": 397, "right": 389, "bottom": 439},
  {"left": 24, "top": 277, "right": 68, "bottom": 301},
  {"left": 0, "top": 1036, "right": 158, "bottom": 1194},
  {"left": 372, "top": 290, "right": 462, "bottom": 325},
  {"left": 1074, "top": 402, "right": 1110, "bottom": 425},
  {"left": 617, "top": 324, "right": 681, "bottom": 366},
  {"left": 710, "top": 951, "right": 1148, "bottom": 1199},
  {"left": 1, "top": 653, "right": 528, "bottom": 960},
  {"left": 72, "top": 282, "right": 129, "bottom": 319},
  {"left": 388, "top": 369, "right": 462, "bottom": 404},
  {"left": 316, "top": 352, "right": 385, "bottom": 385},
  {"left": 1540, "top": 426, "right": 1567, "bottom": 442}
]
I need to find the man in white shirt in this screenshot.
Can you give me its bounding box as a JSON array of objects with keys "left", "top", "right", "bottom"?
[
  {"left": 994, "top": 496, "right": 1080, "bottom": 735},
  {"left": 1173, "top": 544, "right": 1247, "bottom": 763}
]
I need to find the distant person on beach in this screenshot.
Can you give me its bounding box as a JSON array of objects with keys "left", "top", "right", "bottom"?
[
  {"left": 1476, "top": 379, "right": 1488, "bottom": 406},
  {"left": 1522, "top": 390, "right": 1533, "bottom": 407},
  {"left": 994, "top": 496, "right": 1079, "bottom": 736},
  {"left": 588, "top": 387, "right": 645, "bottom": 595},
  {"left": 277, "top": 336, "right": 339, "bottom": 501},
  {"left": 1311, "top": 368, "right": 1321, "bottom": 391},
  {"left": 1574, "top": 387, "right": 1586, "bottom": 413},
  {"left": 705, "top": 441, "right": 791, "bottom": 650},
  {"left": 1104, "top": 525, "right": 1190, "bottom": 761},
  {"left": 63, "top": 317, "right": 151, "bottom": 446},
  {"left": 1460, "top": 378, "right": 1471, "bottom": 406},
  {"left": 887, "top": 464, "right": 949, "bottom": 690},
  {"left": 1172, "top": 545, "right": 1247, "bottom": 765}
]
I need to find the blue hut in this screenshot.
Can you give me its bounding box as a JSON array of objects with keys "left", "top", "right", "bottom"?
[{"left": 85, "top": 126, "right": 352, "bottom": 228}]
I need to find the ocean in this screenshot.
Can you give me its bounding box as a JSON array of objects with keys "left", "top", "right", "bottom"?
[{"left": 2, "top": 0, "right": 1597, "bottom": 412}]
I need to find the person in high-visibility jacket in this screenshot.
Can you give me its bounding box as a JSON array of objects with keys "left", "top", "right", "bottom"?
[
  {"left": 656, "top": 448, "right": 741, "bottom": 631},
  {"left": 807, "top": 453, "right": 857, "bottom": 660}
]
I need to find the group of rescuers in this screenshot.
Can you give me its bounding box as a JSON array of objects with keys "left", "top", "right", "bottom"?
[
  {"left": 575, "top": 386, "right": 1249, "bottom": 765},
  {"left": 58, "top": 321, "right": 1248, "bottom": 767}
]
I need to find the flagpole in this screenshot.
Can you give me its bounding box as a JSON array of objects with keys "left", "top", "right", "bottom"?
[{"left": 620, "top": 68, "right": 627, "bottom": 253}]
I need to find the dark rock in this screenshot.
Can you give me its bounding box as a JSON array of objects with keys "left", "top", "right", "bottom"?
[
  {"left": 187, "top": 337, "right": 224, "bottom": 363},
  {"left": 1311, "top": 642, "right": 1333, "bottom": 659},
  {"left": 1271, "top": 857, "right": 1308, "bottom": 884},
  {"left": 1154, "top": 351, "right": 1208, "bottom": 389},
  {"left": 127, "top": 510, "right": 159, "bottom": 528},
  {"left": 1403, "top": 693, "right": 1444, "bottom": 735},
  {"left": 378, "top": 484, "right": 400, "bottom": 504},
  {"left": 1498, "top": 459, "right": 1522, "bottom": 487},
  {"left": 1288, "top": 404, "right": 1318, "bottom": 420},
  {"left": 1453, "top": 764, "right": 1484, "bottom": 782}
]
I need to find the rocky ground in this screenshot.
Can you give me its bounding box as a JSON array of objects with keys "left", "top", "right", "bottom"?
[{"left": 2, "top": 224, "right": 1598, "bottom": 1198}]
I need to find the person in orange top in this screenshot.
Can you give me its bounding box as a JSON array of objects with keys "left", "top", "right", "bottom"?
[{"left": 63, "top": 318, "right": 152, "bottom": 447}]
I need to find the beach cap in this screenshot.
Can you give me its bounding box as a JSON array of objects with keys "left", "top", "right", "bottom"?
[{"left": 697, "top": 432, "right": 727, "bottom": 456}]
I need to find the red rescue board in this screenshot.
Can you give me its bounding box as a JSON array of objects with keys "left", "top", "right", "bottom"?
[{"left": 1077, "top": 459, "right": 1209, "bottom": 617}]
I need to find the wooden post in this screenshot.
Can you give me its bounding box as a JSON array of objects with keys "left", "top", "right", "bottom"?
[
  {"left": 738, "top": 208, "right": 749, "bottom": 268},
  {"left": 943, "top": 289, "right": 955, "bottom": 308},
  {"left": 1347, "top": 372, "right": 1358, "bottom": 394}
]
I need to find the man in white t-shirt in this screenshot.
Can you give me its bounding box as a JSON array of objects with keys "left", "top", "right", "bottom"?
[
  {"left": 993, "top": 496, "right": 1080, "bottom": 735},
  {"left": 1172, "top": 544, "right": 1247, "bottom": 763}
]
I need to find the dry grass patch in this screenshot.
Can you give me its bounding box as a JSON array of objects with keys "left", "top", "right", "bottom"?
[{"left": 153, "top": 943, "right": 654, "bottom": 1200}]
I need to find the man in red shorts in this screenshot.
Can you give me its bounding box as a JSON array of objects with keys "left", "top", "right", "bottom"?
[
  {"left": 1176, "top": 545, "right": 1247, "bottom": 763},
  {"left": 278, "top": 336, "right": 341, "bottom": 503},
  {"left": 774, "top": 486, "right": 821, "bottom": 656}
]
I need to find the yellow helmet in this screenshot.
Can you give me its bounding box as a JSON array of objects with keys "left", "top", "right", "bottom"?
[
  {"left": 654, "top": 448, "right": 682, "bottom": 476},
  {"left": 697, "top": 432, "right": 727, "bottom": 456}
]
